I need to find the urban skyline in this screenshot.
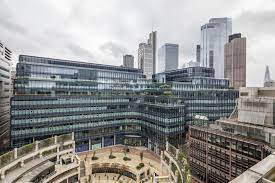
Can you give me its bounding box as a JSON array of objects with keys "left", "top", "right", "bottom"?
[{"left": 0, "top": 0, "right": 275, "bottom": 86}]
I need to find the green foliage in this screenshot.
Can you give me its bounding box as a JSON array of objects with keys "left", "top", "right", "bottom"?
[
  {"left": 109, "top": 154, "right": 116, "bottom": 159},
  {"left": 123, "top": 157, "right": 131, "bottom": 161},
  {"left": 91, "top": 156, "right": 98, "bottom": 160},
  {"left": 18, "top": 143, "right": 35, "bottom": 157},
  {"left": 160, "top": 84, "right": 171, "bottom": 89},
  {"left": 91, "top": 151, "right": 98, "bottom": 160},
  {"left": 39, "top": 137, "right": 55, "bottom": 149},
  {"left": 57, "top": 133, "right": 72, "bottom": 143},
  {"left": 42, "top": 149, "right": 56, "bottom": 156},
  {"left": 136, "top": 162, "right": 144, "bottom": 170},
  {"left": 163, "top": 91, "right": 172, "bottom": 96},
  {"left": 0, "top": 151, "right": 14, "bottom": 167},
  {"left": 109, "top": 149, "right": 116, "bottom": 159}
]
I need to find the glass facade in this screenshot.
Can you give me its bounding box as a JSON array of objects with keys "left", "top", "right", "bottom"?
[
  {"left": 200, "top": 18, "right": 232, "bottom": 78},
  {"left": 11, "top": 55, "right": 238, "bottom": 153},
  {"left": 158, "top": 43, "right": 178, "bottom": 72},
  {"left": 0, "top": 42, "right": 12, "bottom": 153}
]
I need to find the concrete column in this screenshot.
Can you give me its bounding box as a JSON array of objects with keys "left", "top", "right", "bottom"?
[
  {"left": 176, "top": 149, "right": 179, "bottom": 159},
  {"left": 136, "top": 174, "right": 140, "bottom": 183},
  {"left": 160, "top": 151, "right": 164, "bottom": 175},
  {"left": 156, "top": 143, "right": 159, "bottom": 155},
  {"left": 175, "top": 171, "right": 179, "bottom": 183},
  {"left": 148, "top": 139, "right": 151, "bottom": 150},
  {"left": 20, "top": 160, "right": 24, "bottom": 167},
  {"left": 1, "top": 170, "right": 5, "bottom": 179},
  {"left": 57, "top": 145, "right": 60, "bottom": 162},
  {"left": 89, "top": 139, "right": 91, "bottom": 150},
  {"left": 72, "top": 132, "right": 75, "bottom": 141},
  {"left": 166, "top": 141, "right": 169, "bottom": 151},
  {"left": 102, "top": 137, "right": 104, "bottom": 148},
  {"left": 14, "top": 148, "right": 18, "bottom": 159},
  {"left": 113, "top": 134, "right": 116, "bottom": 145},
  {"left": 35, "top": 141, "right": 39, "bottom": 151},
  {"left": 54, "top": 135, "right": 58, "bottom": 144},
  {"left": 169, "top": 160, "right": 172, "bottom": 181}
]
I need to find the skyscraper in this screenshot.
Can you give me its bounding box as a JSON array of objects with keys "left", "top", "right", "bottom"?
[
  {"left": 224, "top": 33, "right": 246, "bottom": 89},
  {"left": 263, "top": 65, "right": 275, "bottom": 87},
  {"left": 0, "top": 41, "right": 12, "bottom": 153},
  {"left": 123, "top": 54, "right": 134, "bottom": 68},
  {"left": 200, "top": 17, "right": 232, "bottom": 78},
  {"left": 158, "top": 43, "right": 179, "bottom": 72},
  {"left": 148, "top": 31, "right": 157, "bottom": 74},
  {"left": 196, "top": 44, "right": 200, "bottom": 63},
  {"left": 138, "top": 31, "right": 157, "bottom": 78},
  {"left": 138, "top": 43, "right": 153, "bottom": 78}
]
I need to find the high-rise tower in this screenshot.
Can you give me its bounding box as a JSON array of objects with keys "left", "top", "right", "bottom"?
[
  {"left": 264, "top": 65, "right": 275, "bottom": 87},
  {"left": 148, "top": 31, "right": 157, "bottom": 74},
  {"left": 224, "top": 33, "right": 246, "bottom": 89},
  {"left": 158, "top": 43, "right": 178, "bottom": 72},
  {"left": 200, "top": 17, "right": 232, "bottom": 78},
  {"left": 138, "top": 31, "right": 157, "bottom": 78},
  {"left": 123, "top": 55, "right": 134, "bottom": 68}
]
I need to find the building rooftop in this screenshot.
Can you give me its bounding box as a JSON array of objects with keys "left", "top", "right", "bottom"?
[
  {"left": 230, "top": 152, "right": 275, "bottom": 183},
  {"left": 19, "top": 55, "right": 142, "bottom": 73},
  {"left": 190, "top": 125, "right": 268, "bottom": 147}
]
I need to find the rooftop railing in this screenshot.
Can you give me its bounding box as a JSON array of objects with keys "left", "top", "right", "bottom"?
[{"left": 0, "top": 133, "right": 74, "bottom": 170}]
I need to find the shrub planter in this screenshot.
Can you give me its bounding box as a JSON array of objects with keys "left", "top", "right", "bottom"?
[
  {"left": 109, "top": 155, "right": 116, "bottom": 159},
  {"left": 136, "top": 163, "right": 145, "bottom": 170},
  {"left": 91, "top": 156, "right": 98, "bottom": 160},
  {"left": 123, "top": 157, "right": 131, "bottom": 161}
]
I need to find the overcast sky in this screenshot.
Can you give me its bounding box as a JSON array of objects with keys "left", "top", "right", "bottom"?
[{"left": 1, "top": 0, "right": 275, "bottom": 86}]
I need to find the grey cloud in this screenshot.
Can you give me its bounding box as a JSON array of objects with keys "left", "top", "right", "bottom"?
[
  {"left": 100, "top": 42, "right": 127, "bottom": 58},
  {"left": 0, "top": 18, "right": 27, "bottom": 35},
  {"left": 66, "top": 43, "right": 95, "bottom": 62},
  {"left": 0, "top": 0, "right": 274, "bottom": 86},
  {"left": 234, "top": 10, "right": 275, "bottom": 37}
]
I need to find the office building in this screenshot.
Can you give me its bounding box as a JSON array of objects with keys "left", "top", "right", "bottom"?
[
  {"left": 158, "top": 43, "right": 179, "bottom": 72},
  {"left": 138, "top": 31, "right": 157, "bottom": 78},
  {"left": 224, "top": 33, "right": 246, "bottom": 89},
  {"left": 189, "top": 125, "right": 270, "bottom": 183},
  {"left": 148, "top": 31, "right": 157, "bottom": 74},
  {"left": 264, "top": 65, "right": 275, "bottom": 87},
  {"left": 123, "top": 54, "right": 134, "bottom": 68},
  {"left": 0, "top": 41, "right": 12, "bottom": 153},
  {"left": 138, "top": 43, "right": 153, "bottom": 78},
  {"left": 218, "top": 87, "right": 275, "bottom": 145},
  {"left": 196, "top": 45, "right": 200, "bottom": 63},
  {"left": 12, "top": 55, "right": 185, "bottom": 152},
  {"left": 153, "top": 67, "right": 214, "bottom": 83},
  {"left": 200, "top": 17, "right": 232, "bottom": 78},
  {"left": 11, "top": 55, "right": 238, "bottom": 153},
  {"left": 189, "top": 87, "right": 275, "bottom": 183}
]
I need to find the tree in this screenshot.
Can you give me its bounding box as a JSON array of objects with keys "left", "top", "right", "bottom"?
[{"left": 140, "top": 151, "right": 143, "bottom": 162}]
